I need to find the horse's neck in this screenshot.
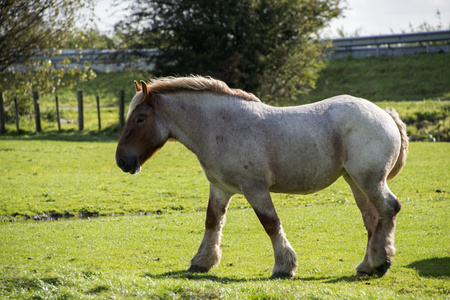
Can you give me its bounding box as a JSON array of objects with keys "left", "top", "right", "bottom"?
[{"left": 159, "top": 92, "right": 256, "bottom": 154}]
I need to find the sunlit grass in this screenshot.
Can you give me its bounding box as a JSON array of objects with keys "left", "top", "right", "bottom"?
[
  {"left": 0, "top": 140, "right": 449, "bottom": 298},
  {"left": 308, "top": 53, "right": 450, "bottom": 102},
  {"left": 0, "top": 141, "right": 448, "bottom": 219}
]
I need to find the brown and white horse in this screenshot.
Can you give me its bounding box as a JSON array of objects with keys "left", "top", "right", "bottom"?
[{"left": 115, "top": 76, "right": 408, "bottom": 278}]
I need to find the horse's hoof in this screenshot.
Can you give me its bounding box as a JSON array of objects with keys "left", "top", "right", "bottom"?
[
  {"left": 270, "top": 272, "right": 294, "bottom": 279},
  {"left": 354, "top": 271, "right": 372, "bottom": 277},
  {"left": 373, "top": 260, "right": 391, "bottom": 277},
  {"left": 187, "top": 265, "right": 209, "bottom": 273}
]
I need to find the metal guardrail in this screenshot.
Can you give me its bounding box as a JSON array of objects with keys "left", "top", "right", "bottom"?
[{"left": 326, "top": 30, "right": 450, "bottom": 59}]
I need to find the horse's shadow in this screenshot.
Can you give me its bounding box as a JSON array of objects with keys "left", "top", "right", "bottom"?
[
  {"left": 301, "top": 275, "right": 379, "bottom": 283},
  {"left": 142, "top": 270, "right": 258, "bottom": 283},
  {"left": 142, "top": 270, "right": 371, "bottom": 283},
  {"left": 406, "top": 257, "right": 450, "bottom": 278},
  {"left": 143, "top": 257, "right": 450, "bottom": 283}
]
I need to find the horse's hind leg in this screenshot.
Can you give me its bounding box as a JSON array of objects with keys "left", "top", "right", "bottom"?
[
  {"left": 344, "top": 173, "right": 401, "bottom": 277},
  {"left": 344, "top": 174, "right": 378, "bottom": 276},
  {"left": 188, "top": 184, "right": 233, "bottom": 273},
  {"left": 368, "top": 186, "right": 401, "bottom": 277},
  {"left": 240, "top": 180, "right": 298, "bottom": 278}
]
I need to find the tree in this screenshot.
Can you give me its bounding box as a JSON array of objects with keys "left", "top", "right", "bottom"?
[
  {"left": 117, "top": 0, "right": 342, "bottom": 103},
  {"left": 62, "top": 28, "right": 119, "bottom": 49},
  {"left": 0, "top": 0, "right": 94, "bottom": 72},
  {"left": 0, "top": 0, "right": 95, "bottom": 125}
]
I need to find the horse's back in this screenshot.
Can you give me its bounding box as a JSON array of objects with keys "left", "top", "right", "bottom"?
[{"left": 296, "top": 95, "right": 400, "bottom": 147}]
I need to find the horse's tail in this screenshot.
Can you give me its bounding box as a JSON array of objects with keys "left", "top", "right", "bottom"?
[{"left": 386, "top": 108, "right": 409, "bottom": 181}]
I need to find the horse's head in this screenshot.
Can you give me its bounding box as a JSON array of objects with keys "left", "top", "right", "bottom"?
[{"left": 115, "top": 80, "right": 169, "bottom": 174}]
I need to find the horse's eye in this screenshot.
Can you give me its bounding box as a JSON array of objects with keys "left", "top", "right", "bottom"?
[{"left": 136, "top": 117, "right": 146, "bottom": 125}]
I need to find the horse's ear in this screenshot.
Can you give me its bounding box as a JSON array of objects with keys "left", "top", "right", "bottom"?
[
  {"left": 140, "top": 80, "right": 157, "bottom": 107},
  {"left": 140, "top": 80, "right": 151, "bottom": 98},
  {"left": 134, "top": 80, "right": 142, "bottom": 92}
]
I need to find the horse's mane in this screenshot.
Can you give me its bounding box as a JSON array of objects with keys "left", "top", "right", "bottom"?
[
  {"left": 149, "top": 76, "right": 260, "bottom": 102},
  {"left": 128, "top": 76, "right": 260, "bottom": 118}
]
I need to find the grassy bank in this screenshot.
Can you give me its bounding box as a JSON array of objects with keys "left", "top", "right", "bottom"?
[
  {"left": 307, "top": 53, "right": 450, "bottom": 102},
  {"left": 0, "top": 140, "right": 449, "bottom": 298}
]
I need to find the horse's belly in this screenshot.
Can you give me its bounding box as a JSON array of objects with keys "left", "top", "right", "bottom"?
[
  {"left": 262, "top": 139, "right": 344, "bottom": 194},
  {"left": 201, "top": 159, "right": 343, "bottom": 195},
  {"left": 267, "top": 168, "right": 343, "bottom": 194}
]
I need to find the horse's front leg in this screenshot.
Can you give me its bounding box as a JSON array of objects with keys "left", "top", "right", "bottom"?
[
  {"left": 188, "top": 184, "right": 233, "bottom": 273},
  {"left": 241, "top": 180, "right": 298, "bottom": 278}
]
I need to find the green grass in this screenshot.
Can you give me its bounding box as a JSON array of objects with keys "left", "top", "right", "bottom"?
[
  {"left": 1, "top": 140, "right": 448, "bottom": 219},
  {"left": 0, "top": 140, "right": 449, "bottom": 298},
  {"left": 0, "top": 141, "right": 209, "bottom": 218},
  {"left": 377, "top": 100, "right": 450, "bottom": 141},
  {"left": 307, "top": 53, "right": 450, "bottom": 102}
]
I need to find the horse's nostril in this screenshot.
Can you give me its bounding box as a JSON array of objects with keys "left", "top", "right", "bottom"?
[{"left": 117, "top": 158, "right": 125, "bottom": 169}]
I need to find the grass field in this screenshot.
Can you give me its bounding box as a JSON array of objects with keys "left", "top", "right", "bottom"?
[
  {"left": 0, "top": 139, "right": 449, "bottom": 299},
  {"left": 307, "top": 53, "right": 450, "bottom": 102}
]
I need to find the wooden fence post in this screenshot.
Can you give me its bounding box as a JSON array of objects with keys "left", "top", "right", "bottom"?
[
  {"left": 33, "top": 91, "right": 41, "bottom": 133},
  {"left": 0, "top": 92, "right": 5, "bottom": 134},
  {"left": 55, "top": 92, "right": 61, "bottom": 131},
  {"left": 96, "top": 95, "right": 101, "bottom": 131},
  {"left": 14, "top": 97, "right": 19, "bottom": 133},
  {"left": 119, "top": 90, "right": 125, "bottom": 128},
  {"left": 77, "top": 90, "right": 83, "bottom": 132}
]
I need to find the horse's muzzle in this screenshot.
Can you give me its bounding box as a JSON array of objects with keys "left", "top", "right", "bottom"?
[{"left": 116, "top": 154, "right": 141, "bottom": 174}]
